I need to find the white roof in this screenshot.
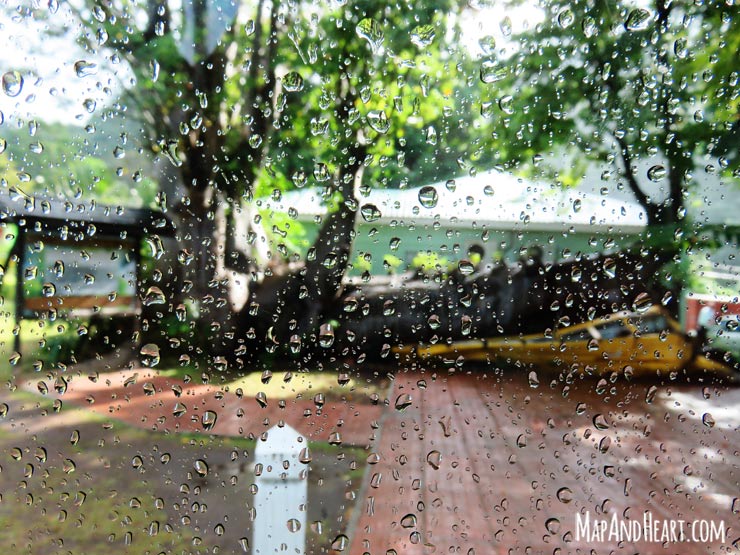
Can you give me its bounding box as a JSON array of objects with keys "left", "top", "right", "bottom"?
[{"left": 258, "top": 168, "right": 647, "bottom": 233}]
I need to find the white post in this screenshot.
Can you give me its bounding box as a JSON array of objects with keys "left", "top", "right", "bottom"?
[{"left": 252, "top": 424, "right": 308, "bottom": 554}]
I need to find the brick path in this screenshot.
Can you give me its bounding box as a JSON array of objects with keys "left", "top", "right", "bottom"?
[{"left": 350, "top": 371, "right": 740, "bottom": 554}]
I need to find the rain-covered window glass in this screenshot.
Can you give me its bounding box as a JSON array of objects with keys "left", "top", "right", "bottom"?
[{"left": 0, "top": 0, "right": 738, "bottom": 553}]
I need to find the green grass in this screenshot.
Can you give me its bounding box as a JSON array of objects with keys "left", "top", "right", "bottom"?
[{"left": 0, "top": 475, "right": 202, "bottom": 555}]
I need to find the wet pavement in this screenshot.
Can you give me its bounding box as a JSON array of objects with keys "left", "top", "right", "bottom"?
[
  {"left": 349, "top": 370, "right": 740, "bottom": 554},
  {"left": 17, "top": 364, "right": 740, "bottom": 554}
]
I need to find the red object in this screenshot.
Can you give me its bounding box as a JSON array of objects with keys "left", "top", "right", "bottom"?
[{"left": 684, "top": 293, "right": 740, "bottom": 332}]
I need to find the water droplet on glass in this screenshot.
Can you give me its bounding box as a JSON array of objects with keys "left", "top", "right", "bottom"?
[
  {"left": 143, "top": 286, "right": 166, "bottom": 305},
  {"left": 256, "top": 392, "right": 268, "bottom": 408},
  {"left": 361, "top": 204, "right": 381, "bottom": 222},
  {"left": 425, "top": 125, "right": 437, "bottom": 145},
  {"left": 498, "top": 95, "right": 514, "bottom": 114},
  {"left": 367, "top": 110, "right": 390, "bottom": 134},
  {"left": 582, "top": 16, "right": 597, "bottom": 38},
  {"left": 330, "top": 534, "right": 349, "bottom": 551},
  {"left": 2, "top": 71, "right": 24, "bottom": 97},
  {"left": 480, "top": 60, "right": 506, "bottom": 84},
  {"left": 645, "top": 385, "right": 658, "bottom": 404},
  {"left": 632, "top": 292, "right": 651, "bottom": 313},
  {"left": 593, "top": 414, "right": 610, "bottom": 430},
  {"left": 411, "top": 24, "right": 435, "bottom": 48},
  {"left": 557, "top": 9, "right": 574, "bottom": 28},
  {"left": 478, "top": 35, "right": 496, "bottom": 55},
  {"left": 356, "top": 18, "right": 384, "bottom": 53},
  {"left": 418, "top": 186, "right": 438, "bottom": 209},
  {"left": 647, "top": 165, "right": 666, "bottom": 182},
  {"left": 458, "top": 260, "right": 475, "bottom": 275},
  {"left": 545, "top": 517, "right": 560, "bottom": 534},
  {"left": 625, "top": 8, "right": 652, "bottom": 31},
  {"left": 400, "top": 513, "right": 418, "bottom": 528},
  {"left": 319, "top": 323, "right": 335, "bottom": 348},
  {"left": 140, "top": 344, "right": 160, "bottom": 367},
  {"left": 194, "top": 459, "right": 209, "bottom": 477},
  {"left": 394, "top": 393, "right": 412, "bottom": 411},
  {"left": 161, "top": 140, "right": 182, "bottom": 167},
  {"left": 528, "top": 371, "right": 539, "bottom": 388},
  {"left": 556, "top": 486, "right": 573, "bottom": 503},
  {"left": 282, "top": 71, "right": 304, "bottom": 92},
  {"left": 426, "top": 450, "right": 442, "bottom": 470},
  {"left": 702, "top": 413, "right": 715, "bottom": 428},
  {"left": 201, "top": 410, "right": 217, "bottom": 431},
  {"left": 74, "top": 60, "right": 97, "bottom": 77},
  {"left": 499, "top": 16, "right": 512, "bottom": 37}
]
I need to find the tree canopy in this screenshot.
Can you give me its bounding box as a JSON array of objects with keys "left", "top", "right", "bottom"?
[{"left": 487, "top": 0, "right": 739, "bottom": 227}]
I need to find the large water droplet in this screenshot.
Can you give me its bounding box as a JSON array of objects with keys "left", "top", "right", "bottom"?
[
  {"left": 410, "top": 24, "right": 435, "bottom": 48},
  {"left": 400, "top": 513, "right": 418, "bottom": 528},
  {"left": 647, "top": 165, "right": 666, "bottom": 182},
  {"left": 282, "top": 71, "right": 304, "bottom": 92},
  {"left": 426, "top": 450, "right": 442, "bottom": 470},
  {"left": 458, "top": 260, "right": 475, "bottom": 275},
  {"left": 360, "top": 203, "right": 381, "bottom": 222},
  {"left": 545, "top": 517, "right": 560, "bottom": 534},
  {"left": 625, "top": 8, "right": 652, "bottom": 31},
  {"left": 356, "top": 18, "right": 384, "bottom": 53},
  {"left": 140, "top": 344, "right": 160, "bottom": 367},
  {"left": 367, "top": 110, "right": 390, "bottom": 134},
  {"left": 201, "top": 410, "right": 217, "bottom": 431},
  {"left": 418, "top": 186, "right": 438, "bottom": 208},
  {"left": 74, "top": 60, "right": 98, "bottom": 77},
  {"left": 480, "top": 60, "right": 506, "bottom": 84},
  {"left": 632, "top": 292, "right": 651, "bottom": 313},
  {"left": 194, "top": 459, "right": 209, "bottom": 477},
  {"left": 330, "top": 534, "right": 349, "bottom": 551},
  {"left": 556, "top": 487, "right": 573, "bottom": 503},
  {"left": 319, "top": 323, "right": 335, "bottom": 348},
  {"left": 2, "top": 71, "right": 24, "bottom": 97},
  {"left": 394, "top": 393, "right": 412, "bottom": 411},
  {"left": 557, "top": 9, "right": 574, "bottom": 28},
  {"left": 143, "top": 286, "right": 166, "bottom": 305},
  {"left": 478, "top": 35, "right": 496, "bottom": 55},
  {"left": 645, "top": 385, "right": 658, "bottom": 404},
  {"left": 593, "top": 414, "right": 610, "bottom": 430}
]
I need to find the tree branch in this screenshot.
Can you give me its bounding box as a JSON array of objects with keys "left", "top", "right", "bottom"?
[{"left": 613, "top": 133, "right": 659, "bottom": 222}]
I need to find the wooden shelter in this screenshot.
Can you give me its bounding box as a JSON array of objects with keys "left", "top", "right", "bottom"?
[{"left": 0, "top": 189, "right": 175, "bottom": 352}]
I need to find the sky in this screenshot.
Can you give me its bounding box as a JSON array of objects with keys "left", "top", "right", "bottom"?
[{"left": 0, "top": 2, "right": 130, "bottom": 126}]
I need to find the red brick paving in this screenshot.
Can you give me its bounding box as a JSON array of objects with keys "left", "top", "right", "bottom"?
[{"left": 350, "top": 370, "right": 740, "bottom": 554}]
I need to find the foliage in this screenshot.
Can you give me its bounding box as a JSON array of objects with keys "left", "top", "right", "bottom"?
[
  {"left": 0, "top": 120, "right": 158, "bottom": 207},
  {"left": 490, "top": 0, "right": 740, "bottom": 226},
  {"left": 411, "top": 250, "right": 449, "bottom": 275}
]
